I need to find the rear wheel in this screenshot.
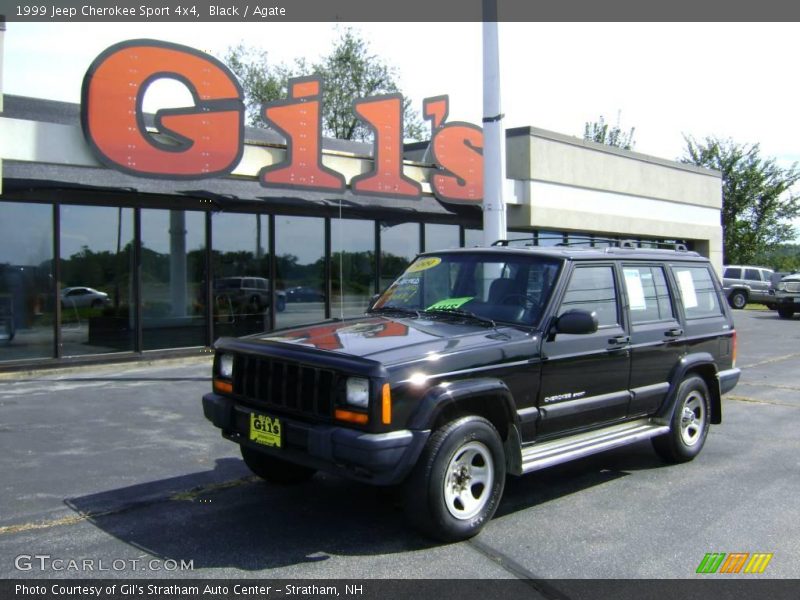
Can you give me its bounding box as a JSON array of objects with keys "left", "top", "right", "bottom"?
[
  {"left": 403, "top": 416, "right": 505, "bottom": 542},
  {"left": 652, "top": 375, "right": 710, "bottom": 463},
  {"left": 728, "top": 290, "right": 747, "bottom": 309},
  {"left": 240, "top": 445, "right": 316, "bottom": 484},
  {"left": 777, "top": 306, "right": 795, "bottom": 319}
]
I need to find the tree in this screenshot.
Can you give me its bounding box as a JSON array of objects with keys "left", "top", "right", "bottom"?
[
  {"left": 223, "top": 28, "right": 425, "bottom": 142},
  {"left": 681, "top": 136, "right": 800, "bottom": 265},
  {"left": 584, "top": 112, "right": 636, "bottom": 150}
]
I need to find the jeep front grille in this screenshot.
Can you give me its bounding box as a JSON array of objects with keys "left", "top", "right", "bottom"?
[
  {"left": 231, "top": 354, "right": 336, "bottom": 418},
  {"left": 783, "top": 282, "right": 800, "bottom": 293}
]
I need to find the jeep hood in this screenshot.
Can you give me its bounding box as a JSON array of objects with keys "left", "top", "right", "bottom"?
[{"left": 247, "top": 315, "right": 538, "bottom": 368}]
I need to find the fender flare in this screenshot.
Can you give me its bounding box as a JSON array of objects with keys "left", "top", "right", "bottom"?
[
  {"left": 659, "top": 353, "right": 722, "bottom": 424},
  {"left": 407, "top": 377, "right": 518, "bottom": 437}
]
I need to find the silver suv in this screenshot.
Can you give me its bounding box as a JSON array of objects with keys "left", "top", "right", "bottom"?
[{"left": 722, "top": 265, "right": 774, "bottom": 309}]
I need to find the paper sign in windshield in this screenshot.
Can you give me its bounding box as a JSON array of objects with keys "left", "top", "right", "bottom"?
[
  {"left": 406, "top": 257, "right": 442, "bottom": 273},
  {"left": 427, "top": 297, "right": 474, "bottom": 311}
]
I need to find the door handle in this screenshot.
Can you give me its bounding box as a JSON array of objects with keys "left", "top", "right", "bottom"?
[
  {"left": 664, "top": 328, "right": 684, "bottom": 337},
  {"left": 608, "top": 335, "right": 630, "bottom": 345}
]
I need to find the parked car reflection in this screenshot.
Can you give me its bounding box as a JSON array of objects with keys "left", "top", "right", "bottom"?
[
  {"left": 285, "top": 286, "right": 325, "bottom": 303},
  {"left": 60, "top": 287, "right": 110, "bottom": 309}
]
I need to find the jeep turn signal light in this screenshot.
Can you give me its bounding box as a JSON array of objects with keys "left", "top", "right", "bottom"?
[
  {"left": 334, "top": 409, "right": 369, "bottom": 425},
  {"left": 382, "top": 383, "right": 392, "bottom": 425},
  {"left": 213, "top": 379, "right": 233, "bottom": 394},
  {"left": 732, "top": 330, "right": 737, "bottom": 367}
]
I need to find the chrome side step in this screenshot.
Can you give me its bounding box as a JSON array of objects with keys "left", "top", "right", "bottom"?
[{"left": 520, "top": 419, "right": 670, "bottom": 474}]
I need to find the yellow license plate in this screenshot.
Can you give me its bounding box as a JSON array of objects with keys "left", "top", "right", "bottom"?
[{"left": 249, "top": 413, "right": 282, "bottom": 448}]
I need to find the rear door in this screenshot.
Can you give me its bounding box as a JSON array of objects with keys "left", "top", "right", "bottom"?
[
  {"left": 621, "top": 263, "right": 684, "bottom": 417},
  {"left": 538, "top": 263, "right": 631, "bottom": 437}
]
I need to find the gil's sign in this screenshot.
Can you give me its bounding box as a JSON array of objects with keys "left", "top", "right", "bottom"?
[{"left": 81, "top": 39, "right": 483, "bottom": 205}]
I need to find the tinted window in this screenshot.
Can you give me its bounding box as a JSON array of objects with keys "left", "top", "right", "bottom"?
[
  {"left": 558, "top": 266, "right": 619, "bottom": 328},
  {"left": 623, "top": 265, "right": 675, "bottom": 324},
  {"left": 724, "top": 268, "right": 741, "bottom": 279},
  {"left": 674, "top": 266, "right": 723, "bottom": 319},
  {"left": 744, "top": 268, "right": 761, "bottom": 281}
]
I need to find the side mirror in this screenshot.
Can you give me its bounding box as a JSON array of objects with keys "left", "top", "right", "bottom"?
[{"left": 554, "top": 309, "right": 598, "bottom": 335}]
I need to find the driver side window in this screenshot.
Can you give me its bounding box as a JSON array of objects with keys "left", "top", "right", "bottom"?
[{"left": 558, "top": 266, "right": 620, "bottom": 328}]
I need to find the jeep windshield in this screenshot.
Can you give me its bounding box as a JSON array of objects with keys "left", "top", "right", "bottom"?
[{"left": 370, "top": 252, "right": 562, "bottom": 327}]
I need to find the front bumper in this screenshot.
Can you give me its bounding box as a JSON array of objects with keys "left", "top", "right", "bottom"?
[
  {"left": 203, "top": 393, "right": 429, "bottom": 486},
  {"left": 773, "top": 292, "right": 800, "bottom": 307}
]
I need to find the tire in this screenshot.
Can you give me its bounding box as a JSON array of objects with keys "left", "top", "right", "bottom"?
[
  {"left": 276, "top": 296, "right": 286, "bottom": 312},
  {"left": 91, "top": 299, "right": 102, "bottom": 308},
  {"left": 652, "top": 375, "right": 711, "bottom": 463},
  {"left": 777, "top": 306, "right": 795, "bottom": 319},
  {"left": 403, "top": 416, "right": 505, "bottom": 542},
  {"left": 240, "top": 445, "right": 316, "bottom": 484},
  {"left": 728, "top": 290, "right": 747, "bottom": 310}
]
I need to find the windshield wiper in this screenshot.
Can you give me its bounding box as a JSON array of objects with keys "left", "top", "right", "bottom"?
[
  {"left": 367, "top": 305, "right": 421, "bottom": 318},
  {"left": 421, "top": 308, "right": 497, "bottom": 328}
]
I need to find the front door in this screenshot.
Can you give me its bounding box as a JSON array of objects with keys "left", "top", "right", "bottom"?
[{"left": 537, "top": 264, "right": 631, "bottom": 438}]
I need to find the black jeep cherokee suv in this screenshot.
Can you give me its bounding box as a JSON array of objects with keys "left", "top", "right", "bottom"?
[{"left": 203, "top": 242, "right": 740, "bottom": 541}]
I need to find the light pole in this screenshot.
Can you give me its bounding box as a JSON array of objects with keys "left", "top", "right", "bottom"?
[{"left": 482, "top": 0, "right": 507, "bottom": 247}]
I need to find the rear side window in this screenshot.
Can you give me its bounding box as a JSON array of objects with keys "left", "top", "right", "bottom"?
[
  {"left": 558, "top": 265, "right": 619, "bottom": 328},
  {"left": 744, "top": 268, "right": 761, "bottom": 281},
  {"left": 724, "top": 267, "right": 741, "bottom": 279},
  {"left": 623, "top": 265, "right": 675, "bottom": 324},
  {"left": 673, "top": 266, "right": 723, "bottom": 319}
]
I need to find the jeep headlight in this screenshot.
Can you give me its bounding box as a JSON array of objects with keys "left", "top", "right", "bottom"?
[
  {"left": 345, "top": 377, "right": 370, "bottom": 409},
  {"left": 218, "top": 353, "right": 234, "bottom": 379},
  {"left": 777, "top": 282, "right": 787, "bottom": 291}
]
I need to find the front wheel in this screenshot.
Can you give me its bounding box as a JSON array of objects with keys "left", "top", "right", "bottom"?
[
  {"left": 403, "top": 416, "right": 505, "bottom": 542},
  {"left": 777, "top": 306, "right": 795, "bottom": 319},
  {"left": 652, "top": 375, "right": 711, "bottom": 463},
  {"left": 240, "top": 445, "right": 316, "bottom": 484}
]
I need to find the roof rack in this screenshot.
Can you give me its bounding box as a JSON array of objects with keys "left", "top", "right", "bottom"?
[{"left": 491, "top": 237, "right": 689, "bottom": 252}]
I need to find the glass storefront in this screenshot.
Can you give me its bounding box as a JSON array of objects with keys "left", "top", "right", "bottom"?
[
  {"left": 212, "top": 212, "right": 272, "bottom": 338},
  {"left": 379, "top": 221, "right": 420, "bottom": 291},
  {"left": 424, "top": 223, "right": 460, "bottom": 252},
  {"left": 275, "top": 216, "right": 326, "bottom": 330},
  {"left": 60, "top": 205, "right": 134, "bottom": 356},
  {"left": 0, "top": 202, "right": 54, "bottom": 362},
  {"left": 331, "top": 218, "right": 375, "bottom": 319},
  {"left": 141, "top": 209, "right": 206, "bottom": 350}
]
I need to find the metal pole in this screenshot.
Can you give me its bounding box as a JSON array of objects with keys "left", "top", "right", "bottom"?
[{"left": 482, "top": 0, "right": 507, "bottom": 247}]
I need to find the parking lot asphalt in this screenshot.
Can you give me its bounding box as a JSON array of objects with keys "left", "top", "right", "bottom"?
[{"left": 0, "top": 309, "right": 798, "bottom": 582}]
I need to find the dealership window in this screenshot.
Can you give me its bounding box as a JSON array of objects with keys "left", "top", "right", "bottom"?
[
  {"left": 0, "top": 202, "right": 54, "bottom": 362},
  {"left": 275, "top": 216, "right": 325, "bottom": 329},
  {"left": 537, "top": 230, "right": 566, "bottom": 246},
  {"left": 463, "top": 228, "right": 483, "bottom": 248},
  {"left": 379, "top": 221, "right": 420, "bottom": 290},
  {"left": 212, "top": 212, "right": 272, "bottom": 338},
  {"left": 331, "top": 218, "right": 375, "bottom": 318},
  {"left": 140, "top": 209, "right": 207, "bottom": 350},
  {"left": 60, "top": 205, "right": 134, "bottom": 356},
  {"left": 424, "top": 223, "right": 459, "bottom": 252}
]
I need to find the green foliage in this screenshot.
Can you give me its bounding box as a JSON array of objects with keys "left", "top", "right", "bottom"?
[
  {"left": 752, "top": 244, "right": 800, "bottom": 272},
  {"left": 223, "top": 27, "right": 425, "bottom": 142},
  {"left": 584, "top": 112, "right": 636, "bottom": 150},
  {"left": 681, "top": 136, "right": 800, "bottom": 265}
]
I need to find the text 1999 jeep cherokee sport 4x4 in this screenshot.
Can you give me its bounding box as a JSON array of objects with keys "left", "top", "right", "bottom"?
[{"left": 203, "top": 241, "right": 740, "bottom": 541}]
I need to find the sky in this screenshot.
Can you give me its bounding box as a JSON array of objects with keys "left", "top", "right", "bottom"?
[{"left": 4, "top": 21, "right": 800, "bottom": 166}]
